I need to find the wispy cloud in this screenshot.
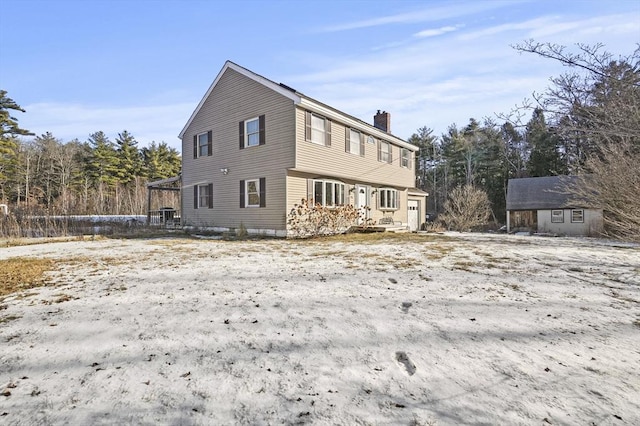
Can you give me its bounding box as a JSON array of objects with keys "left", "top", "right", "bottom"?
[
  {"left": 414, "top": 25, "right": 462, "bottom": 38},
  {"left": 318, "top": 1, "right": 518, "bottom": 32},
  {"left": 22, "top": 101, "right": 192, "bottom": 150}
]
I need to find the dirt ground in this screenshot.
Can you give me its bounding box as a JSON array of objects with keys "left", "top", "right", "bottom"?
[{"left": 1, "top": 232, "right": 639, "bottom": 425}]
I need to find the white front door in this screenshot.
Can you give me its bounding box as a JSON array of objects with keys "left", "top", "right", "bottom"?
[
  {"left": 356, "top": 185, "right": 369, "bottom": 224},
  {"left": 408, "top": 200, "right": 419, "bottom": 231}
]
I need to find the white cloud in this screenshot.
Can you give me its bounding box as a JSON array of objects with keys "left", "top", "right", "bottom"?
[
  {"left": 318, "top": 1, "right": 518, "bottom": 32},
  {"left": 414, "top": 25, "right": 461, "bottom": 38}
]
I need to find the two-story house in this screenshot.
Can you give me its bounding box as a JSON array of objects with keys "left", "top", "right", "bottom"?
[{"left": 179, "top": 61, "right": 426, "bottom": 237}]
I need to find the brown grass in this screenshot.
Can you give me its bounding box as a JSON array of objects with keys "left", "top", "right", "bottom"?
[{"left": 0, "top": 257, "right": 57, "bottom": 298}]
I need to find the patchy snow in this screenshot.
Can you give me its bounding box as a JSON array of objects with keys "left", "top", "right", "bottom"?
[{"left": 1, "top": 233, "right": 639, "bottom": 425}]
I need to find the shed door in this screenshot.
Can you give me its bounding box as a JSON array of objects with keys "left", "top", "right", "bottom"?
[{"left": 408, "top": 200, "right": 419, "bottom": 232}]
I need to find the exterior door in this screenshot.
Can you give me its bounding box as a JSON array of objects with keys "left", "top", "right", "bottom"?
[
  {"left": 408, "top": 200, "right": 419, "bottom": 231},
  {"left": 356, "top": 185, "right": 369, "bottom": 225}
]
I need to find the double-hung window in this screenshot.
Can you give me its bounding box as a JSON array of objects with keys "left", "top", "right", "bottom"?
[
  {"left": 551, "top": 210, "right": 564, "bottom": 223},
  {"left": 193, "top": 131, "right": 212, "bottom": 158},
  {"left": 379, "top": 141, "right": 392, "bottom": 163},
  {"left": 305, "top": 112, "right": 332, "bottom": 146},
  {"left": 240, "top": 178, "right": 266, "bottom": 208},
  {"left": 401, "top": 148, "right": 411, "bottom": 168},
  {"left": 313, "top": 179, "right": 345, "bottom": 207},
  {"left": 379, "top": 188, "right": 399, "bottom": 210},
  {"left": 194, "top": 184, "right": 213, "bottom": 209},
  {"left": 571, "top": 209, "right": 584, "bottom": 223},
  {"left": 239, "top": 115, "right": 265, "bottom": 149},
  {"left": 346, "top": 128, "right": 364, "bottom": 156}
]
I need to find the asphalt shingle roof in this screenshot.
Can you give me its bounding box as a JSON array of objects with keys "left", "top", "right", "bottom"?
[{"left": 506, "top": 175, "right": 588, "bottom": 210}]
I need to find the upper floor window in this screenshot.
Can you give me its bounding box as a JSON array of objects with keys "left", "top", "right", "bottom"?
[
  {"left": 379, "top": 141, "right": 392, "bottom": 164},
  {"left": 379, "top": 188, "right": 399, "bottom": 210},
  {"left": 305, "top": 112, "right": 332, "bottom": 146},
  {"left": 313, "top": 179, "right": 345, "bottom": 207},
  {"left": 239, "top": 115, "right": 265, "bottom": 149},
  {"left": 401, "top": 148, "right": 412, "bottom": 168},
  {"left": 193, "top": 131, "right": 212, "bottom": 158},
  {"left": 346, "top": 128, "right": 364, "bottom": 156},
  {"left": 240, "top": 178, "right": 266, "bottom": 208}
]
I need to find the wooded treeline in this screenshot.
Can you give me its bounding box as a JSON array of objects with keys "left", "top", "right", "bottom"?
[
  {"left": 409, "top": 42, "right": 639, "bottom": 239},
  {"left": 1, "top": 41, "right": 638, "bottom": 239},
  {"left": 0, "top": 123, "right": 180, "bottom": 215}
]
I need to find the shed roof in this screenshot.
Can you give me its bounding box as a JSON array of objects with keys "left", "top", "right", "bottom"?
[{"left": 506, "top": 175, "right": 589, "bottom": 211}]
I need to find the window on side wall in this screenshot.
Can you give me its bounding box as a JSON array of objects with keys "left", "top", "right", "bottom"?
[
  {"left": 571, "top": 209, "right": 584, "bottom": 223},
  {"left": 194, "top": 184, "right": 213, "bottom": 209},
  {"left": 312, "top": 179, "right": 345, "bottom": 207},
  {"left": 193, "top": 131, "right": 212, "bottom": 158},
  {"left": 379, "top": 188, "right": 399, "bottom": 210},
  {"left": 551, "top": 210, "right": 564, "bottom": 223},
  {"left": 401, "top": 148, "right": 411, "bottom": 168},
  {"left": 239, "top": 115, "right": 265, "bottom": 149},
  {"left": 240, "top": 178, "right": 266, "bottom": 208},
  {"left": 346, "top": 128, "right": 364, "bottom": 156}
]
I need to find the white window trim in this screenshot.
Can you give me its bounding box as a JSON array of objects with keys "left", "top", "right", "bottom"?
[
  {"left": 349, "top": 129, "right": 361, "bottom": 156},
  {"left": 380, "top": 141, "right": 391, "bottom": 164},
  {"left": 197, "top": 132, "right": 209, "bottom": 157},
  {"left": 198, "top": 184, "right": 210, "bottom": 208},
  {"left": 313, "top": 179, "right": 346, "bottom": 208},
  {"left": 551, "top": 210, "right": 564, "bottom": 223},
  {"left": 379, "top": 188, "right": 399, "bottom": 211},
  {"left": 309, "top": 113, "right": 326, "bottom": 145},
  {"left": 401, "top": 148, "right": 411, "bottom": 168},
  {"left": 245, "top": 117, "right": 260, "bottom": 148},
  {"left": 571, "top": 209, "right": 584, "bottom": 223},
  {"left": 245, "top": 179, "right": 260, "bottom": 208}
]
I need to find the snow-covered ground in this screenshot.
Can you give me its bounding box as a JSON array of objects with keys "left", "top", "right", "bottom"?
[{"left": 1, "top": 233, "right": 639, "bottom": 425}]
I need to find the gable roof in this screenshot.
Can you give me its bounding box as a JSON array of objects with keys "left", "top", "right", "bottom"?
[
  {"left": 178, "top": 61, "right": 418, "bottom": 151},
  {"left": 506, "top": 175, "right": 590, "bottom": 210}
]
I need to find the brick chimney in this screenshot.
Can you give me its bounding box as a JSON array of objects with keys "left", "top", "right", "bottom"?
[{"left": 373, "top": 110, "right": 390, "bottom": 133}]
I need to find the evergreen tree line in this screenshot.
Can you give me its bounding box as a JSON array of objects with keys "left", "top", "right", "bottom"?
[
  {"left": 409, "top": 42, "right": 639, "bottom": 237},
  {"left": 1, "top": 42, "right": 638, "bottom": 238},
  {"left": 0, "top": 123, "right": 181, "bottom": 215}
]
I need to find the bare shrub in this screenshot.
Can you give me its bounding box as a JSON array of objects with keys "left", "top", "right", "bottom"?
[
  {"left": 439, "top": 185, "right": 491, "bottom": 231},
  {"left": 565, "top": 141, "right": 640, "bottom": 242},
  {"left": 287, "top": 198, "right": 370, "bottom": 238}
]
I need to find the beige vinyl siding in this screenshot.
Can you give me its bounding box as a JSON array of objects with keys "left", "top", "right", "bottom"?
[
  {"left": 181, "top": 68, "right": 296, "bottom": 230},
  {"left": 286, "top": 170, "right": 412, "bottom": 227},
  {"left": 294, "top": 107, "right": 415, "bottom": 188}
]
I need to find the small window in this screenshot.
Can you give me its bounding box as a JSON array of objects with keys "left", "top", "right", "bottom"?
[
  {"left": 193, "top": 131, "right": 212, "bottom": 158},
  {"left": 367, "top": 135, "right": 375, "bottom": 144},
  {"left": 571, "top": 209, "right": 584, "bottom": 223},
  {"left": 246, "top": 179, "right": 260, "bottom": 207},
  {"left": 239, "top": 115, "right": 265, "bottom": 149},
  {"left": 195, "top": 184, "right": 212, "bottom": 209},
  {"left": 379, "top": 188, "right": 399, "bottom": 210},
  {"left": 312, "top": 179, "right": 345, "bottom": 207},
  {"left": 551, "top": 210, "right": 564, "bottom": 223},
  {"left": 379, "top": 141, "right": 392, "bottom": 164},
  {"left": 240, "top": 178, "right": 266, "bottom": 208},
  {"left": 401, "top": 148, "right": 411, "bottom": 168},
  {"left": 346, "top": 128, "right": 364, "bottom": 156},
  {"left": 246, "top": 118, "right": 260, "bottom": 147}
]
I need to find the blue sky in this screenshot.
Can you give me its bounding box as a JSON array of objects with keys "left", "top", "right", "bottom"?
[{"left": 1, "top": 0, "right": 638, "bottom": 151}]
